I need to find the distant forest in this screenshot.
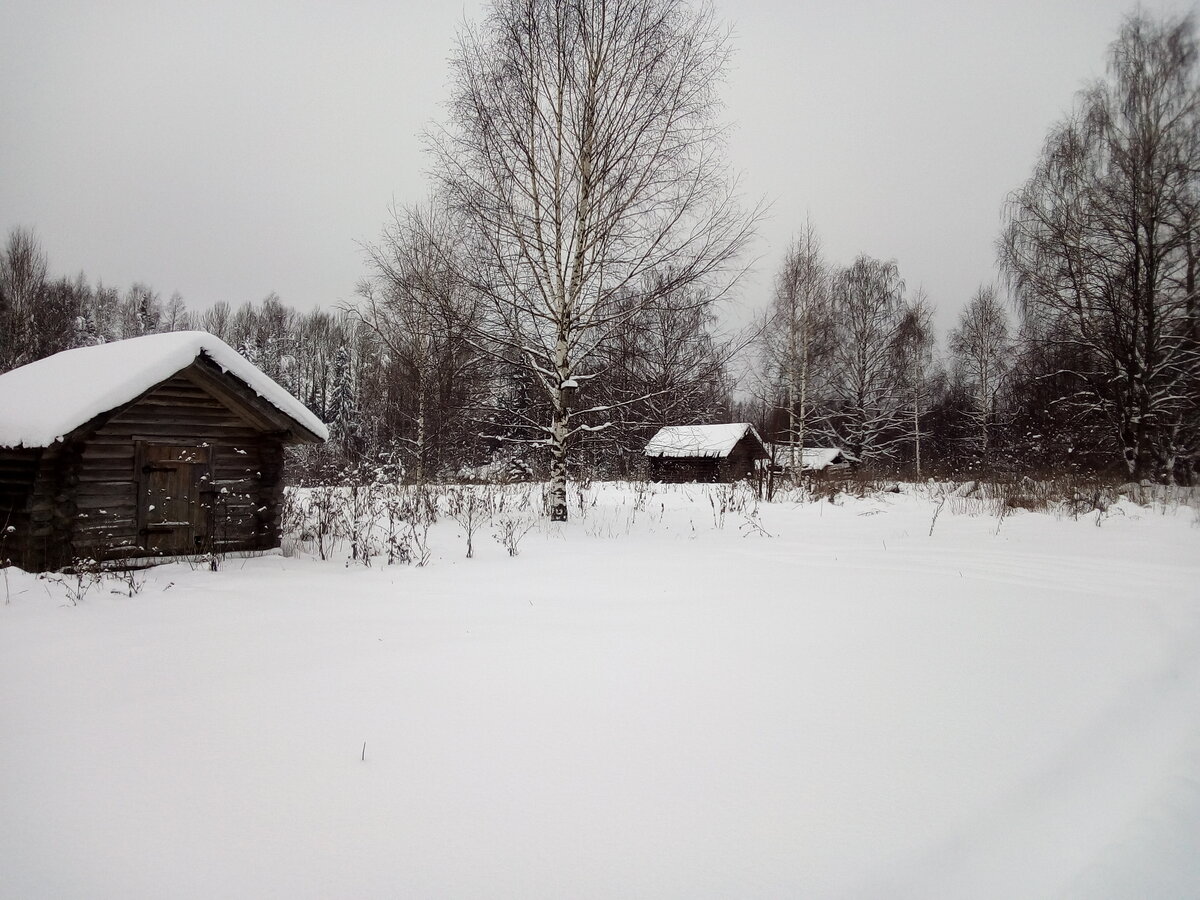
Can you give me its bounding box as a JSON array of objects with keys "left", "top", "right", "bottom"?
[
  {"left": 2, "top": 11, "right": 1196, "bottom": 486},
  {"left": 1, "top": 209, "right": 1191, "bottom": 487}
]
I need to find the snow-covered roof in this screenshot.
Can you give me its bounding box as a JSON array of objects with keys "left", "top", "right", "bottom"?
[
  {"left": 802, "top": 447, "right": 855, "bottom": 470},
  {"left": 0, "top": 331, "right": 329, "bottom": 449},
  {"left": 765, "top": 445, "right": 858, "bottom": 470},
  {"left": 644, "top": 423, "right": 764, "bottom": 458}
]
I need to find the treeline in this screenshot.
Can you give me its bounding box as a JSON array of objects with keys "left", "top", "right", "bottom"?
[
  {"left": 0, "top": 223, "right": 730, "bottom": 481},
  {"left": 0, "top": 230, "right": 190, "bottom": 371},
  {"left": 741, "top": 229, "right": 1107, "bottom": 480},
  {"left": 746, "top": 12, "right": 1199, "bottom": 485},
  {"left": 3, "top": 9, "right": 1196, "bottom": 485},
  {"left": 0, "top": 229, "right": 364, "bottom": 472}
]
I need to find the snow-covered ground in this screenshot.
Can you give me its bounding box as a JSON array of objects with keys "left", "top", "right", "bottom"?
[{"left": 2, "top": 483, "right": 1198, "bottom": 898}]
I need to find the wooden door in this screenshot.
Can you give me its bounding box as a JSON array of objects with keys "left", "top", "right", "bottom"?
[{"left": 138, "top": 443, "right": 211, "bottom": 554}]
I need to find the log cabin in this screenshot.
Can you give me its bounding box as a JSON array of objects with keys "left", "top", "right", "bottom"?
[
  {"left": 644, "top": 423, "right": 767, "bottom": 482},
  {"left": 0, "top": 331, "right": 327, "bottom": 571}
]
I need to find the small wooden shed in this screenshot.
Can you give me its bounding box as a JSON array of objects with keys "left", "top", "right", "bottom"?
[
  {"left": 0, "top": 331, "right": 327, "bottom": 571},
  {"left": 766, "top": 445, "right": 860, "bottom": 474},
  {"left": 644, "top": 423, "right": 768, "bottom": 482},
  {"left": 800, "top": 447, "right": 858, "bottom": 474}
]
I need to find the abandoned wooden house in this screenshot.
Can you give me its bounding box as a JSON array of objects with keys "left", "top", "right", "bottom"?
[
  {"left": 644, "top": 423, "right": 768, "bottom": 482},
  {"left": 0, "top": 331, "right": 327, "bottom": 571}
]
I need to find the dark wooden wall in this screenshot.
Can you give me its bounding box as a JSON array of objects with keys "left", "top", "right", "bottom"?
[
  {"left": 724, "top": 437, "right": 761, "bottom": 481},
  {"left": 647, "top": 435, "right": 764, "bottom": 484},
  {"left": 3, "top": 369, "right": 290, "bottom": 570},
  {"left": 0, "top": 447, "right": 41, "bottom": 566},
  {"left": 647, "top": 456, "right": 721, "bottom": 483}
]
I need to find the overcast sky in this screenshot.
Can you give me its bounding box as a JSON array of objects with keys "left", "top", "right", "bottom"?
[{"left": 1, "top": 0, "right": 1190, "bottom": 337}]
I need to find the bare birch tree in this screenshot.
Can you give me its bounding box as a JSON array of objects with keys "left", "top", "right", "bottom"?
[
  {"left": 893, "top": 289, "right": 935, "bottom": 477},
  {"left": 428, "top": 0, "right": 759, "bottom": 520},
  {"left": 818, "top": 255, "right": 907, "bottom": 460},
  {"left": 949, "top": 285, "right": 1013, "bottom": 468},
  {"left": 758, "top": 222, "right": 832, "bottom": 469}
]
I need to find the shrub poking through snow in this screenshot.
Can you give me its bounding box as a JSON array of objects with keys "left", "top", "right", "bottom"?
[
  {"left": 46, "top": 558, "right": 104, "bottom": 606},
  {"left": 493, "top": 513, "right": 534, "bottom": 557},
  {"left": 446, "top": 486, "right": 492, "bottom": 559}
]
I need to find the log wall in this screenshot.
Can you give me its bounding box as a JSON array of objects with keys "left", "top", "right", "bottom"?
[
  {"left": 3, "top": 367, "right": 293, "bottom": 570},
  {"left": 647, "top": 456, "right": 722, "bottom": 483},
  {"left": 646, "top": 436, "right": 765, "bottom": 483},
  {"left": 0, "top": 447, "right": 42, "bottom": 567}
]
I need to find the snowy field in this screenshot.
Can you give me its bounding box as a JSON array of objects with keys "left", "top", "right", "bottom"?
[{"left": 2, "top": 482, "right": 1199, "bottom": 899}]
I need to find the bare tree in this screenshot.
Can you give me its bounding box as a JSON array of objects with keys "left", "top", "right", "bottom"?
[
  {"left": 587, "top": 273, "right": 734, "bottom": 465},
  {"left": 1001, "top": 11, "right": 1200, "bottom": 481},
  {"left": 161, "top": 292, "right": 192, "bottom": 331},
  {"left": 818, "top": 255, "right": 907, "bottom": 460},
  {"left": 429, "top": 0, "right": 759, "bottom": 520},
  {"left": 893, "top": 288, "right": 935, "bottom": 476},
  {"left": 356, "top": 201, "right": 485, "bottom": 483},
  {"left": 198, "top": 301, "right": 232, "bottom": 341},
  {"left": 949, "top": 285, "right": 1013, "bottom": 467},
  {"left": 757, "top": 221, "right": 832, "bottom": 468},
  {"left": 0, "top": 226, "right": 49, "bottom": 372}
]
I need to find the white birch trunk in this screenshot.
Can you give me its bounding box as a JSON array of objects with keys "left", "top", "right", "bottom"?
[{"left": 548, "top": 328, "right": 570, "bottom": 522}]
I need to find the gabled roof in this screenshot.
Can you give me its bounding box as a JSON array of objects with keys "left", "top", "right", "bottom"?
[
  {"left": 0, "top": 331, "right": 329, "bottom": 449},
  {"left": 644, "top": 423, "right": 765, "bottom": 458}
]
